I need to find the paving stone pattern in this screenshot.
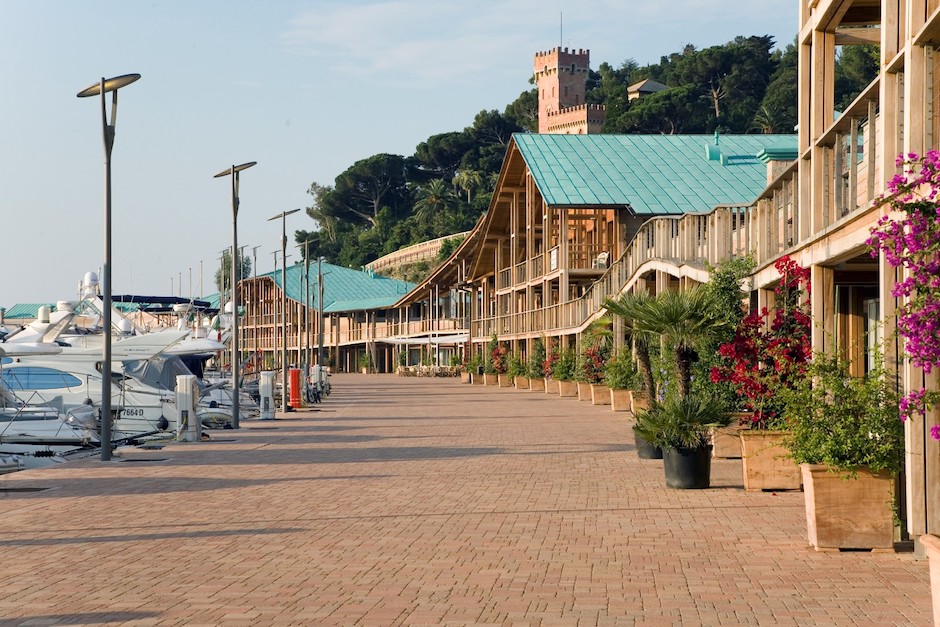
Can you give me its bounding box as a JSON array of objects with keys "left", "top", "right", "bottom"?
[{"left": 0, "top": 374, "right": 932, "bottom": 626}]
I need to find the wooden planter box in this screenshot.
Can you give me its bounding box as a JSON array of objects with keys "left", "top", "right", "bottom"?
[
  {"left": 497, "top": 374, "right": 513, "bottom": 387},
  {"left": 739, "top": 430, "right": 800, "bottom": 492},
  {"left": 591, "top": 384, "right": 611, "bottom": 405},
  {"left": 544, "top": 378, "right": 560, "bottom": 394},
  {"left": 514, "top": 377, "right": 529, "bottom": 390},
  {"left": 483, "top": 373, "right": 498, "bottom": 386},
  {"left": 921, "top": 534, "right": 940, "bottom": 626},
  {"left": 558, "top": 380, "right": 578, "bottom": 397},
  {"left": 631, "top": 393, "right": 649, "bottom": 414},
  {"left": 801, "top": 464, "right": 895, "bottom": 551},
  {"left": 472, "top": 372, "right": 485, "bottom": 385},
  {"left": 528, "top": 377, "right": 545, "bottom": 392},
  {"left": 710, "top": 424, "right": 742, "bottom": 459},
  {"left": 610, "top": 388, "right": 632, "bottom": 412},
  {"left": 459, "top": 371, "right": 471, "bottom": 384},
  {"left": 577, "top": 382, "right": 592, "bottom": 401}
]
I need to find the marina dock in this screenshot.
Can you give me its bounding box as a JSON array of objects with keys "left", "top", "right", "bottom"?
[{"left": 0, "top": 374, "right": 931, "bottom": 625}]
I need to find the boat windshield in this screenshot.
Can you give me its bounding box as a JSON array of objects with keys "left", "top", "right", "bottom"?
[{"left": 123, "top": 355, "right": 206, "bottom": 392}]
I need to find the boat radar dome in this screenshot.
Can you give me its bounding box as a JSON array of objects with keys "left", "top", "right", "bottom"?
[
  {"left": 117, "top": 319, "right": 133, "bottom": 334},
  {"left": 224, "top": 301, "right": 234, "bottom": 314},
  {"left": 81, "top": 272, "right": 99, "bottom": 298},
  {"left": 56, "top": 301, "right": 75, "bottom": 313},
  {"left": 37, "top": 305, "right": 50, "bottom": 324}
]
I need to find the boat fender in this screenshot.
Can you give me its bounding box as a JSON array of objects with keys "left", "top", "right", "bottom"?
[{"left": 156, "top": 416, "right": 170, "bottom": 431}]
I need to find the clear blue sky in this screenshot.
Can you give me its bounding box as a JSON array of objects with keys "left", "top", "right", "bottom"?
[{"left": 1, "top": 0, "right": 797, "bottom": 305}]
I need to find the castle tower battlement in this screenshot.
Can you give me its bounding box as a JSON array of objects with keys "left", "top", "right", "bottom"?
[{"left": 533, "top": 47, "right": 604, "bottom": 134}]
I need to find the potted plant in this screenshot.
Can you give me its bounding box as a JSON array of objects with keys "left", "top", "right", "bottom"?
[
  {"left": 543, "top": 338, "right": 560, "bottom": 394},
  {"left": 465, "top": 352, "right": 483, "bottom": 384},
  {"left": 634, "top": 396, "right": 731, "bottom": 488},
  {"left": 494, "top": 344, "right": 512, "bottom": 387},
  {"left": 781, "top": 349, "right": 903, "bottom": 551},
  {"left": 552, "top": 347, "right": 578, "bottom": 398},
  {"left": 527, "top": 337, "right": 546, "bottom": 392},
  {"left": 603, "top": 291, "right": 658, "bottom": 413},
  {"left": 605, "top": 348, "right": 639, "bottom": 412},
  {"left": 711, "top": 255, "right": 811, "bottom": 483},
  {"left": 507, "top": 352, "right": 528, "bottom": 389},
  {"left": 358, "top": 352, "right": 373, "bottom": 374},
  {"left": 483, "top": 335, "right": 499, "bottom": 385}
]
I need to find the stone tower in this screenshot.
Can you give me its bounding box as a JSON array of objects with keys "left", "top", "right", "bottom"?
[{"left": 533, "top": 47, "right": 605, "bottom": 134}]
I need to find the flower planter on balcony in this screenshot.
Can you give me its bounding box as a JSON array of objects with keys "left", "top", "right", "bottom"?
[
  {"left": 483, "top": 373, "right": 498, "bottom": 386},
  {"left": 577, "top": 382, "right": 592, "bottom": 401},
  {"left": 528, "top": 377, "right": 545, "bottom": 392},
  {"left": 801, "top": 464, "right": 894, "bottom": 551},
  {"left": 591, "top": 384, "right": 611, "bottom": 405},
  {"left": 739, "top": 430, "right": 800, "bottom": 492},
  {"left": 497, "top": 374, "right": 513, "bottom": 387},
  {"left": 610, "top": 388, "right": 632, "bottom": 412},
  {"left": 557, "top": 380, "right": 578, "bottom": 397},
  {"left": 544, "top": 378, "right": 559, "bottom": 394},
  {"left": 514, "top": 377, "right": 529, "bottom": 390}
]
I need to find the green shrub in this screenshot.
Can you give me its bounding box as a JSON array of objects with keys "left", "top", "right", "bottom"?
[
  {"left": 633, "top": 396, "right": 731, "bottom": 450},
  {"left": 605, "top": 349, "right": 639, "bottom": 390}
]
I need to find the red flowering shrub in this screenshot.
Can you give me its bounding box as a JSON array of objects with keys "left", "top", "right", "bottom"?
[
  {"left": 491, "top": 344, "right": 508, "bottom": 374},
  {"left": 710, "top": 255, "right": 812, "bottom": 428},
  {"left": 543, "top": 338, "right": 559, "bottom": 377},
  {"left": 581, "top": 345, "right": 610, "bottom": 384}
]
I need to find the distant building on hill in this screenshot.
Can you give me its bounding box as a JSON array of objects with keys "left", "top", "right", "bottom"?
[{"left": 534, "top": 47, "right": 605, "bottom": 134}]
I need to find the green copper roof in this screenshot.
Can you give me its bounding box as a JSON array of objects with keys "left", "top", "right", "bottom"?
[
  {"left": 513, "top": 133, "right": 796, "bottom": 214},
  {"left": 2, "top": 303, "right": 57, "bottom": 319},
  {"left": 268, "top": 261, "right": 414, "bottom": 313}
]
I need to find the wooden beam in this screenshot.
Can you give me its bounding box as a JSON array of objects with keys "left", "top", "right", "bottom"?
[{"left": 834, "top": 26, "right": 881, "bottom": 45}]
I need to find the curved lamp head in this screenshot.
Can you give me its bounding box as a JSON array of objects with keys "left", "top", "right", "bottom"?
[
  {"left": 76, "top": 73, "right": 141, "bottom": 98},
  {"left": 213, "top": 162, "right": 257, "bottom": 178},
  {"left": 267, "top": 208, "right": 301, "bottom": 222}
]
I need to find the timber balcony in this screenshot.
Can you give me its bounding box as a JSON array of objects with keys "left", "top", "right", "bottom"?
[{"left": 471, "top": 89, "right": 883, "bottom": 340}]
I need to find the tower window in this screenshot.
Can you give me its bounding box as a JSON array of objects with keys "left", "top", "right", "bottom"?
[{"left": 571, "top": 64, "right": 576, "bottom": 73}]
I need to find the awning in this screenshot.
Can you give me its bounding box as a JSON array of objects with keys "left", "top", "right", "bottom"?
[{"left": 383, "top": 334, "right": 469, "bottom": 345}]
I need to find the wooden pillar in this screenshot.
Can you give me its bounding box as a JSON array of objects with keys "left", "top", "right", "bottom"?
[{"left": 810, "top": 264, "right": 834, "bottom": 353}]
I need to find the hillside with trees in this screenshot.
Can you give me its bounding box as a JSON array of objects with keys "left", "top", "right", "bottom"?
[{"left": 292, "top": 35, "right": 878, "bottom": 276}]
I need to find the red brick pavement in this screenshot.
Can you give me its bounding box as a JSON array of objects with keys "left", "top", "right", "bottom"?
[{"left": 0, "top": 374, "right": 931, "bottom": 626}]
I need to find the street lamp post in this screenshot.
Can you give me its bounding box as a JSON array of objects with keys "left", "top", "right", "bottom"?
[
  {"left": 318, "top": 256, "right": 326, "bottom": 368},
  {"left": 77, "top": 73, "right": 141, "bottom": 462},
  {"left": 268, "top": 209, "right": 301, "bottom": 412},
  {"left": 213, "top": 161, "right": 257, "bottom": 430}
]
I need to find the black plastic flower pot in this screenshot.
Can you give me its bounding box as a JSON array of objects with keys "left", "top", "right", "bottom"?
[
  {"left": 633, "top": 426, "right": 663, "bottom": 459},
  {"left": 663, "top": 445, "right": 712, "bottom": 489}
]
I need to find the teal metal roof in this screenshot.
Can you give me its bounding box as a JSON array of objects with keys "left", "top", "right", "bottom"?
[
  {"left": 268, "top": 261, "right": 414, "bottom": 313},
  {"left": 3, "top": 303, "right": 57, "bottom": 319},
  {"left": 513, "top": 133, "right": 796, "bottom": 215}
]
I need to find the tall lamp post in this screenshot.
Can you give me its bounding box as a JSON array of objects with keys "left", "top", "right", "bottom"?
[
  {"left": 318, "top": 256, "right": 326, "bottom": 368},
  {"left": 213, "top": 161, "right": 257, "bottom": 429},
  {"left": 77, "top": 73, "right": 141, "bottom": 462},
  {"left": 268, "top": 208, "right": 301, "bottom": 412}
]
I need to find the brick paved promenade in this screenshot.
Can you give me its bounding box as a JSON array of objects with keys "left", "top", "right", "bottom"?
[{"left": 0, "top": 374, "right": 932, "bottom": 626}]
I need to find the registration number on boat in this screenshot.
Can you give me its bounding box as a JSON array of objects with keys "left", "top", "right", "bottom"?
[{"left": 119, "top": 408, "right": 144, "bottom": 416}]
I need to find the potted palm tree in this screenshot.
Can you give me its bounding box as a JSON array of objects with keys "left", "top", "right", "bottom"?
[
  {"left": 781, "top": 348, "right": 903, "bottom": 551},
  {"left": 634, "top": 396, "right": 731, "bottom": 487},
  {"left": 619, "top": 286, "right": 731, "bottom": 478}
]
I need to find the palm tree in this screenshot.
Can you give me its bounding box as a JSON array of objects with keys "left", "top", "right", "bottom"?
[
  {"left": 603, "top": 291, "right": 658, "bottom": 405},
  {"left": 633, "top": 287, "right": 729, "bottom": 399},
  {"left": 452, "top": 169, "right": 484, "bottom": 203},
  {"left": 413, "top": 179, "right": 456, "bottom": 224}
]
